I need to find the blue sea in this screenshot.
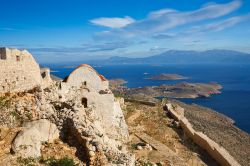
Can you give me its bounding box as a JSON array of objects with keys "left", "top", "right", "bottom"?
[{"left": 48, "top": 64, "right": 250, "bottom": 134}]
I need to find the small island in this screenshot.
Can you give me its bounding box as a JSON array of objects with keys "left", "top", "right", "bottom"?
[
  {"left": 128, "top": 82, "right": 221, "bottom": 99},
  {"left": 109, "top": 79, "right": 127, "bottom": 89},
  {"left": 111, "top": 80, "right": 222, "bottom": 102},
  {"left": 147, "top": 73, "right": 188, "bottom": 80}
]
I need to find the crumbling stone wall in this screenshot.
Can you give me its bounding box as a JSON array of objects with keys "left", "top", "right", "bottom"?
[
  {"left": 0, "top": 48, "right": 42, "bottom": 93},
  {"left": 165, "top": 103, "right": 241, "bottom": 166},
  {"left": 40, "top": 68, "right": 53, "bottom": 87}
]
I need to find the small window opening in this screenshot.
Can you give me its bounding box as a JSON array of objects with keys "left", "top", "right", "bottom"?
[
  {"left": 0, "top": 53, "right": 6, "bottom": 60},
  {"left": 16, "top": 55, "right": 20, "bottom": 61},
  {"left": 41, "top": 72, "right": 46, "bottom": 78},
  {"left": 84, "top": 81, "right": 87, "bottom": 86},
  {"left": 82, "top": 97, "right": 88, "bottom": 108}
]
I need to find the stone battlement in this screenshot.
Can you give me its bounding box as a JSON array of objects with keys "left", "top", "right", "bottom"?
[
  {"left": 0, "top": 47, "right": 33, "bottom": 62},
  {"left": 0, "top": 47, "right": 43, "bottom": 93}
]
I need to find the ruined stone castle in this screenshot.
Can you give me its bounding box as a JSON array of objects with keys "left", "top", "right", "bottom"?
[
  {"left": 0, "top": 47, "right": 134, "bottom": 165},
  {"left": 0, "top": 48, "right": 43, "bottom": 92}
]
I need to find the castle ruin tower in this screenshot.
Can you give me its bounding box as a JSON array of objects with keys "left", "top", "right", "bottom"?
[{"left": 0, "top": 47, "right": 42, "bottom": 93}]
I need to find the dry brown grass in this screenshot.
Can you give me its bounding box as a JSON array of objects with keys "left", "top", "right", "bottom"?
[{"left": 123, "top": 101, "right": 218, "bottom": 166}]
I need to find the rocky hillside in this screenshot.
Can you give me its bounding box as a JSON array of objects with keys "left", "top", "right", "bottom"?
[
  {"left": 0, "top": 79, "right": 136, "bottom": 165},
  {"left": 0, "top": 48, "right": 134, "bottom": 166}
]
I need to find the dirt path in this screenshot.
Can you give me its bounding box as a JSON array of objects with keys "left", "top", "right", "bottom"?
[
  {"left": 135, "top": 132, "right": 186, "bottom": 166},
  {"left": 127, "top": 110, "right": 141, "bottom": 124}
]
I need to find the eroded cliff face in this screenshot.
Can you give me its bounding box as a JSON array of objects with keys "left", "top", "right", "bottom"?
[{"left": 0, "top": 48, "right": 134, "bottom": 165}]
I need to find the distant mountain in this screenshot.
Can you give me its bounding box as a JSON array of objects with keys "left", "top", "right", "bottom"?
[{"left": 88, "top": 49, "right": 250, "bottom": 65}]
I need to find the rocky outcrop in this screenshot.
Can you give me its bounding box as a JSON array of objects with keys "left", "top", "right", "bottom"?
[{"left": 12, "top": 119, "right": 59, "bottom": 158}]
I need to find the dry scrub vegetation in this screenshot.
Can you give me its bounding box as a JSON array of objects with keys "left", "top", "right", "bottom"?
[{"left": 123, "top": 100, "right": 218, "bottom": 166}]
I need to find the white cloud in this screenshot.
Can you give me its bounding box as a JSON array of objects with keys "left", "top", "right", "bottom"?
[
  {"left": 186, "top": 14, "right": 250, "bottom": 33},
  {"left": 90, "top": 16, "right": 135, "bottom": 28},
  {"left": 93, "top": 0, "right": 242, "bottom": 40},
  {"left": 29, "top": 41, "right": 132, "bottom": 54},
  {"left": 148, "top": 9, "right": 178, "bottom": 18},
  {"left": 151, "top": 14, "right": 250, "bottom": 40}
]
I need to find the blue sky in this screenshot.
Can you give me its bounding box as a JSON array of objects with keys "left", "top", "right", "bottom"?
[{"left": 0, "top": 0, "right": 250, "bottom": 63}]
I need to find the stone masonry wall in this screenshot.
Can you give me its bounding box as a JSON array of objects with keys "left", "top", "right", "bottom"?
[
  {"left": 0, "top": 48, "right": 42, "bottom": 93},
  {"left": 165, "top": 103, "right": 241, "bottom": 166}
]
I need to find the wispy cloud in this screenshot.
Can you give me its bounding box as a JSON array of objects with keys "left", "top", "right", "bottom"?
[
  {"left": 92, "top": 0, "right": 242, "bottom": 40},
  {"left": 0, "top": 44, "right": 27, "bottom": 48},
  {"left": 149, "top": 13, "right": 250, "bottom": 42},
  {"left": 90, "top": 16, "right": 135, "bottom": 28},
  {"left": 149, "top": 45, "right": 166, "bottom": 52},
  {"left": 29, "top": 42, "right": 133, "bottom": 63},
  {"left": 85, "top": 41, "right": 132, "bottom": 52},
  {"left": 186, "top": 14, "right": 250, "bottom": 33},
  {"left": 29, "top": 41, "right": 132, "bottom": 54},
  {"left": 151, "top": 34, "right": 174, "bottom": 39}
]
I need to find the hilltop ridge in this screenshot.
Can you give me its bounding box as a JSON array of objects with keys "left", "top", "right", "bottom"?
[{"left": 87, "top": 49, "right": 250, "bottom": 65}]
